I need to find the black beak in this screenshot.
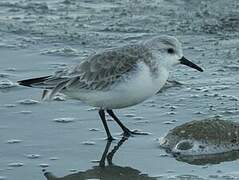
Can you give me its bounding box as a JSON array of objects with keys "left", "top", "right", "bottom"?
[{"left": 179, "top": 56, "right": 203, "bottom": 72}]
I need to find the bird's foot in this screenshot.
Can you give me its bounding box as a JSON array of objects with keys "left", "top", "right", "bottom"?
[
  {"left": 104, "top": 136, "right": 117, "bottom": 141},
  {"left": 123, "top": 129, "right": 151, "bottom": 137}
]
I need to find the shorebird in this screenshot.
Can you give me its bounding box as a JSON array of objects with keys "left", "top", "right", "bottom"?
[{"left": 18, "top": 36, "right": 203, "bottom": 140}]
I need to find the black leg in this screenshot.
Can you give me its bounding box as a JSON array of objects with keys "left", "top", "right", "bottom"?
[
  {"left": 106, "top": 109, "right": 150, "bottom": 137},
  {"left": 99, "top": 110, "right": 114, "bottom": 141},
  {"left": 106, "top": 109, "right": 131, "bottom": 137}
]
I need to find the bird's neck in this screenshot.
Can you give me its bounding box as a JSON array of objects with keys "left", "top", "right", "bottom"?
[{"left": 154, "top": 65, "right": 169, "bottom": 89}]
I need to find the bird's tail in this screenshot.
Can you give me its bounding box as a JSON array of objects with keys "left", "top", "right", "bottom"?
[
  {"left": 18, "top": 76, "right": 69, "bottom": 100},
  {"left": 18, "top": 76, "right": 51, "bottom": 88}
]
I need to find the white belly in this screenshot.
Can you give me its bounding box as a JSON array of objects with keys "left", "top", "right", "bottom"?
[{"left": 65, "top": 63, "right": 169, "bottom": 109}]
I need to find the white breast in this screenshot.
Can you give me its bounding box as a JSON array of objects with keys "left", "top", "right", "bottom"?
[{"left": 66, "top": 62, "right": 169, "bottom": 109}]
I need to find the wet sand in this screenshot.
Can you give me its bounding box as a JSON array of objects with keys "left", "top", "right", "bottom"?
[{"left": 1, "top": 0, "right": 239, "bottom": 179}]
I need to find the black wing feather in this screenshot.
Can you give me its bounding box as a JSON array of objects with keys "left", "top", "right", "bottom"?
[{"left": 18, "top": 76, "right": 51, "bottom": 87}]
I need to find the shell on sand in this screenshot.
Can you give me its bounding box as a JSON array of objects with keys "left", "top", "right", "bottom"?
[{"left": 160, "top": 116, "right": 239, "bottom": 157}]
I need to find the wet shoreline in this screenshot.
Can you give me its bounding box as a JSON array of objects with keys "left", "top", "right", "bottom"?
[{"left": 1, "top": 0, "right": 239, "bottom": 179}]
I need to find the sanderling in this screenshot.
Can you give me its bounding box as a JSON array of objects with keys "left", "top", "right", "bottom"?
[{"left": 18, "top": 36, "right": 203, "bottom": 140}]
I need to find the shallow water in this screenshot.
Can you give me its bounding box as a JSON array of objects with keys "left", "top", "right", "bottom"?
[{"left": 1, "top": 0, "right": 239, "bottom": 179}]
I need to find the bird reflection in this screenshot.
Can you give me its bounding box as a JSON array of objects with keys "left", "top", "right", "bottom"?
[{"left": 44, "top": 137, "right": 157, "bottom": 180}]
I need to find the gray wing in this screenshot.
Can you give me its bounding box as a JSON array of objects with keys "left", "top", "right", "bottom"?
[
  {"left": 67, "top": 45, "right": 142, "bottom": 90},
  {"left": 35, "top": 44, "right": 152, "bottom": 99},
  {"left": 61, "top": 44, "right": 153, "bottom": 90}
]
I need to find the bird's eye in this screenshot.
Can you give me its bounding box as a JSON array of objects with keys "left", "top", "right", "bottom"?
[{"left": 167, "top": 48, "right": 174, "bottom": 54}]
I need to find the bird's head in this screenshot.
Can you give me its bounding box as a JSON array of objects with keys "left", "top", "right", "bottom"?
[{"left": 144, "top": 36, "right": 203, "bottom": 72}]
